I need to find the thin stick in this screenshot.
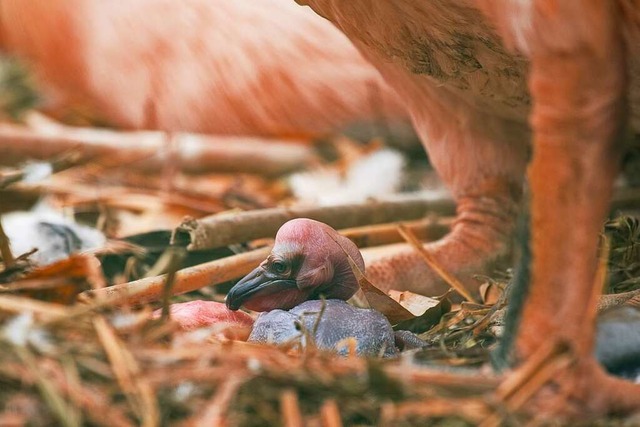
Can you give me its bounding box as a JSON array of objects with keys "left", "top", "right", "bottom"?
[
  {"left": 341, "top": 217, "right": 451, "bottom": 248},
  {"left": 0, "top": 295, "right": 70, "bottom": 320},
  {"left": 389, "top": 398, "right": 491, "bottom": 425},
  {"left": 320, "top": 399, "right": 343, "bottom": 427},
  {"left": 280, "top": 389, "right": 304, "bottom": 427},
  {"left": 158, "top": 247, "right": 187, "bottom": 320},
  {"left": 479, "top": 341, "right": 569, "bottom": 427},
  {"left": 79, "top": 246, "right": 272, "bottom": 306},
  {"left": 396, "top": 223, "right": 478, "bottom": 303},
  {"left": 0, "top": 151, "right": 82, "bottom": 189},
  {"left": 384, "top": 365, "right": 500, "bottom": 391},
  {"left": 93, "top": 316, "right": 159, "bottom": 427},
  {"left": 493, "top": 340, "right": 563, "bottom": 405},
  {"left": 194, "top": 375, "right": 246, "bottom": 427},
  {"left": 13, "top": 347, "right": 81, "bottom": 427}
]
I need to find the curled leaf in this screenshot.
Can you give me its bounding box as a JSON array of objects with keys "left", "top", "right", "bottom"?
[{"left": 389, "top": 290, "right": 450, "bottom": 333}]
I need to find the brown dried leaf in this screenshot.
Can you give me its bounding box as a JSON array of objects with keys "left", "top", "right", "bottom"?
[
  {"left": 345, "top": 253, "right": 414, "bottom": 325},
  {"left": 1, "top": 254, "right": 106, "bottom": 304},
  {"left": 388, "top": 290, "right": 450, "bottom": 333},
  {"left": 478, "top": 281, "right": 502, "bottom": 306},
  {"left": 324, "top": 228, "right": 417, "bottom": 324}
]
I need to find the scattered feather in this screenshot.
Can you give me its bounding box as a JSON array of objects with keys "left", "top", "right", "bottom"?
[
  {"left": 289, "top": 148, "right": 405, "bottom": 205},
  {"left": 1, "top": 203, "right": 106, "bottom": 265}
]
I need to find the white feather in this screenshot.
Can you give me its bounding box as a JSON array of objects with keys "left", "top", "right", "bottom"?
[
  {"left": 1, "top": 202, "right": 106, "bottom": 265},
  {"left": 289, "top": 149, "right": 406, "bottom": 205}
]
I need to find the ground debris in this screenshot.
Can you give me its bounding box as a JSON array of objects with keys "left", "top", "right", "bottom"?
[
  {"left": 0, "top": 213, "right": 638, "bottom": 426},
  {"left": 0, "top": 105, "right": 638, "bottom": 425}
]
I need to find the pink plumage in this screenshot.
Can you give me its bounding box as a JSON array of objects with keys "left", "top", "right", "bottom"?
[
  {"left": 153, "top": 300, "right": 254, "bottom": 339},
  {"left": 0, "top": 0, "right": 408, "bottom": 137}
]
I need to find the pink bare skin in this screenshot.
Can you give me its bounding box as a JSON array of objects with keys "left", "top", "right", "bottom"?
[
  {"left": 298, "top": 0, "right": 532, "bottom": 298},
  {"left": 153, "top": 300, "right": 254, "bottom": 340},
  {"left": 0, "top": 0, "right": 407, "bottom": 137},
  {"left": 300, "top": 0, "right": 640, "bottom": 419},
  {"left": 226, "top": 218, "right": 364, "bottom": 312}
]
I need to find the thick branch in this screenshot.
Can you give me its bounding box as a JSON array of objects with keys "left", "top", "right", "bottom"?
[
  {"left": 0, "top": 124, "right": 314, "bottom": 176},
  {"left": 181, "top": 192, "right": 456, "bottom": 251}
]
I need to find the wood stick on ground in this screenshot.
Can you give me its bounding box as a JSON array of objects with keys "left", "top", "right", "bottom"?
[
  {"left": 0, "top": 169, "right": 25, "bottom": 188},
  {"left": 491, "top": 340, "right": 566, "bottom": 409},
  {"left": 79, "top": 246, "right": 272, "bottom": 306},
  {"left": 0, "top": 152, "right": 82, "bottom": 189},
  {"left": 182, "top": 192, "right": 456, "bottom": 251},
  {"left": 0, "top": 295, "right": 70, "bottom": 320},
  {"left": 397, "top": 223, "right": 478, "bottom": 304},
  {"left": 80, "top": 218, "right": 453, "bottom": 307},
  {"left": 281, "top": 389, "right": 304, "bottom": 427},
  {"left": 194, "top": 375, "right": 246, "bottom": 427},
  {"left": 0, "top": 123, "right": 314, "bottom": 176},
  {"left": 13, "top": 347, "right": 81, "bottom": 427},
  {"left": 183, "top": 186, "right": 639, "bottom": 251},
  {"left": 386, "top": 398, "right": 492, "bottom": 425},
  {"left": 93, "top": 316, "right": 159, "bottom": 427},
  {"left": 341, "top": 217, "right": 451, "bottom": 248},
  {"left": 384, "top": 365, "right": 500, "bottom": 392},
  {"left": 479, "top": 344, "right": 573, "bottom": 427},
  {"left": 320, "top": 399, "right": 343, "bottom": 427}
]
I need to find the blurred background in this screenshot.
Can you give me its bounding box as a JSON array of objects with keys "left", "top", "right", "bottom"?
[{"left": 0, "top": 0, "right": 439, "bottom": 242}]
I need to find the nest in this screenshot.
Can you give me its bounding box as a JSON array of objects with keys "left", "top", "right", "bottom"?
[{"left": 0, "top": 56, "right": 639, "bottom": 427}]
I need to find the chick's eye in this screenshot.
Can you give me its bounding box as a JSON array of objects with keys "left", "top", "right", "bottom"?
[{"left": 271, "top": 260, "right": 288, "bottom": 274}]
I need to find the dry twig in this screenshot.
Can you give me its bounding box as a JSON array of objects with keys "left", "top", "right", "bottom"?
[
  {"left": 93, "top": 316, "right": 160, "bottom": 427},
  {"left": 182, "top": 193, "right": 455, "bottom": 251},
  {"left": 397, "top": 224, "right": 478, "bottom": 303},
  {"left": 79, "top": 246, "right": 272, "bottom": 305},
  {"left": 280, "top": 389, "right": 304, "bottom": 427},
  {"left": 0, "top": 123, "right": 314, "bottom": 176}
]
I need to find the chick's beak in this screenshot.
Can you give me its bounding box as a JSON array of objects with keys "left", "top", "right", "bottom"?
[{"left": 225, "top": 266, "right": 298, "bottom": 312}]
